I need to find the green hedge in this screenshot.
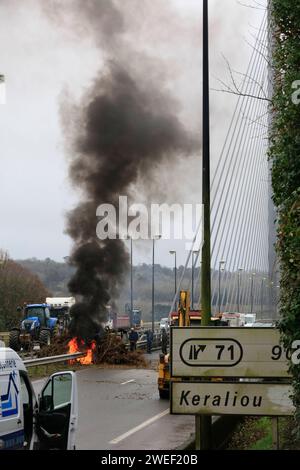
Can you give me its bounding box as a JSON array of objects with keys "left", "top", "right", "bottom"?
[{"left": 269, "top": 0, "right": 300, "bottom": 434}]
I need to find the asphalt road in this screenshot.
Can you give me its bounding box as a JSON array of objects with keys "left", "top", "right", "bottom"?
[{"left": 33, "top": 352, "right": 195, "bottom": 450}]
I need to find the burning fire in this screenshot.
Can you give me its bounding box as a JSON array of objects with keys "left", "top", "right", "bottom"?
[{"left": 68, "top": 337, "right": 96, "bottom": 365}]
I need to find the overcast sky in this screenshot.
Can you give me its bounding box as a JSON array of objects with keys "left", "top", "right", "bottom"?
[{"left": 0, "top": 0, "right": 265, "bottom": 267}]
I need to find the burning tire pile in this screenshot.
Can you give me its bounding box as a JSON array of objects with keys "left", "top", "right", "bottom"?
[{"left": 37, "top": 332, "right": 147, "bottom": 367}]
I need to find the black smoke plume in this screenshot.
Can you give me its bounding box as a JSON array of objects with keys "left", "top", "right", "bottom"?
[{"left": 45, "top": 3, "right": 196, "bottom": 340}]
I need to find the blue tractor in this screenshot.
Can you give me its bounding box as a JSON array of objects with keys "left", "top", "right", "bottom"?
[{"left": 9, "top": 303, "right": 58, "bottom": 352}]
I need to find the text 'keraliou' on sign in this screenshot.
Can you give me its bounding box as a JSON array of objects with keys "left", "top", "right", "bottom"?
[{"left": 171, "top": 382, "right": 294, "bottom": 416}]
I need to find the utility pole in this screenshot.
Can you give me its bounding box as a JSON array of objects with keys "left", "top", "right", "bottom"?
[
  {"left": 201, "top": 0, "right": 211, "bottom": 327},
  {"left": 196, "top": 0, "right": 212, "bottom": 450}
]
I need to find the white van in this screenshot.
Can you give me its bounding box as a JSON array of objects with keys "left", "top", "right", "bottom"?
[
  {"left": 0, "top": 347, "right": 78, "bottom": 450},
  {"left": 159, "top": 318, "right": 169, "bottom": 331}
]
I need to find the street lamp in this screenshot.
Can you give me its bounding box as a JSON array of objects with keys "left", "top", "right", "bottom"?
[
  {"left": 218, "top": 260, "right": 226, "bottom": 314},
  {"left": 237, "top": 268, "right": 244, "bottom": 312},
  {"left": 250, "top": 273, "right": 256, "bottom": 313},
  {"left": 192, "top": 251, "right": 200, "bottom": 310},
  {"left": 260, "top": 277, "right": 266, "bottom": 318},
  {"left": 152, "top": 235, "right": 161, "bottom": 333},
  {"left": 125, "top": 237, "right": 134, "bottom": 327},
  {"left": 169, "top": 251, "right": 177, "bottom": 310},
  {"left": 128, "top": 237, "right": 133, "bottom": 327}
]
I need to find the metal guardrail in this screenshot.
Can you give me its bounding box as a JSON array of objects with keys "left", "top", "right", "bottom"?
[
  {"left": 135, "top": 333, "right": 161, "bottom": 350},
  {"left": 23, "top": 352, "right": 86, "bottom": 368}
]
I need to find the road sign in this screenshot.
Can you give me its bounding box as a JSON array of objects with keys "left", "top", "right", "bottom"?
[
  {"left": 171, "top": 382, "right": 294, "bottom": 416},
  {"left": 171, "top": 327, "right": 295, "bottom": 378}
]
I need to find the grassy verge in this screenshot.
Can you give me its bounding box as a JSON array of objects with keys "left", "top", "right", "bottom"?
[
  {"left": 227, "top": 416, "right": 300, "bottom": 450},
  {"left": 27, "top": 359, "right": 153, "bottom": 380},
  {"left": 226, "top": 417, "right": 272, "bottom": 450},
  {"left": 27, "top": 362, "right": 85, "bottom": 380}
]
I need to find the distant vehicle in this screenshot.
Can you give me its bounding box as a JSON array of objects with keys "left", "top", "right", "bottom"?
[
  {"left": 159, "top": 318, "right": 170, "bottom": 331},
  {"left": 0, "top": 347, "right": 78, "bottom": 450},
  {"left": 46, "top": 297, "right": 75, "bottom": 333},
  {"left": 220, "top": 312, "right": 257, "bottom": 327},
  {"left": 9, "top": 304, "right": 58, "bottom": 352},
  {"left": 170, "top": 309, "right": 222, "bottom": 327},
  {"left": 105, "top": 307, "right": 142, "bottom": 332}
]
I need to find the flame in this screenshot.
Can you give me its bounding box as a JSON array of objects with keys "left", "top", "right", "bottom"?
[{"left": 68, "top": 337, "right": 96, "bottom": 365}]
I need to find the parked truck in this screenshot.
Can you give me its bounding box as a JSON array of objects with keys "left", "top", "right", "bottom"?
[
  {"left": 106, "top": 306, "right": 142, "bottom": 333},
  {"left": 46, "top": 297, "right": 75, "bottom": 334}
]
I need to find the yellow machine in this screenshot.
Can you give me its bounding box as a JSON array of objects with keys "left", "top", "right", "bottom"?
[
  {"left": 157, "top": 290, "right": 191, "bottom": 399},
  {"left": 158, "top": 290, "right": 222, "bottom": 399}
]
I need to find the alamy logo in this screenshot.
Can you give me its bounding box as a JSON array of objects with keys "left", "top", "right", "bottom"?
[{"left": 96, "top": 196, "right": 204, "bottom": 250}]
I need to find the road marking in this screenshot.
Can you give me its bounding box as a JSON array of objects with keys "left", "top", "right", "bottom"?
[
  {"left": 33, "top": 378, "right": 47, "bottom": 386},
  {"left": 109, "top": 409, "right": 169, "bottom": 444},
  {"left": 121, "top": 379, "right": 135, "bottom": 385}
]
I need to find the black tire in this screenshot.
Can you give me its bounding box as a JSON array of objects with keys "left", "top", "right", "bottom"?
[
  {"left": 51, "top": 323, "right": 59, "bottom": 338},
  {"left": 159, "top": 388, "right": 169, "bottom": 399},
  {"left": 39, "top": 329, "right": 51, "bottom": 346},
  {"left": 9, "top": 330, "right": 21, "bottom": 352}
]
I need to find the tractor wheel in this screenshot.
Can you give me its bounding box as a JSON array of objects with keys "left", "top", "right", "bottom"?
[
  {"left": 159, "top": 388, "right": 169, "bottom": 400},
  {"left": 52, "top": 323, "right": 59, "bottom": 338},
  {"left": 9, "top": 330, "right": 21, "bottom": 352},
  {"left": 39, "top": 329, "right": 51, "bottom": 347}
]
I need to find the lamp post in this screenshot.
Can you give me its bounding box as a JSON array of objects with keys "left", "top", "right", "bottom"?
[
  {"left": 250, "top": 273, "right": 256, "bottom": 313},
  {"left": 218, "top": 260, "right": 226, "bottom": 314},
  {"left": 269, "top": 280, "right": 274, "bottom": 319},
  {"left": 130, "top": 237, "right": 133, "bottom": 327},
  {"left": 260, "top": 277, "right": 266, "bottom": 318},
  {"left": 192, "top": 251, "right": 200, "bottom": 310},
  {"left": 237, "top": 268, "right": 244, "bottom": 312},
  {"left": 152, "top": 235, "right": 161, "bottom": 333},
  {"left": 125, "top": 237, "right": 134, "bottom": 327},
  {"left": 169, "top": 251, "right": 177, "bottom": 310}
]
